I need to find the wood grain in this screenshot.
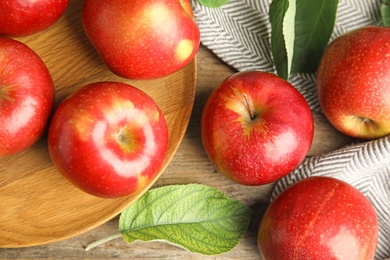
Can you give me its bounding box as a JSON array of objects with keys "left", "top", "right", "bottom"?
[
  {"left": 0, "top": 0, "right": 196, "bottom": 248},
  {"left": 0, "top": 0, "right": 355, "bottom": 258}
]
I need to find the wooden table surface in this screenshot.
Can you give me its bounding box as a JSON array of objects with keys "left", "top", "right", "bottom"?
[{"left": 0, "top": 44, "right": 354, "bottom": 259}]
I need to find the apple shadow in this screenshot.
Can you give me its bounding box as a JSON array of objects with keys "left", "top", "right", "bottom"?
[
  {"left": 184, "top": 46, "right": 239, "bottom": 157},
  {"left": 185, "top": 52, "right": 276, "bottom": 254},
  {"left": 61, "top": 0, "right": 106, "bottom": 73}
]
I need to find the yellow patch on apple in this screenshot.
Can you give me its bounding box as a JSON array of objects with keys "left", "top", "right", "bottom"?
[
  {"left": 341, "top": 114, "right": 390, "bottom": 139},
  {"left": 223, "top": 87, "right": 248, "bottom": 117},
  {"left": 136, "top": 174, "right": 150, "bottom": 191},
  {"left": 222, "top": 87, "right": 264, "bottom": 138},
  {"left": 116, "top": 127, "right": 137, "bottom": 153},
  {"left": 176, "top": 39, "right": 194, "bottom": 62},
  {"left": 72, "top": 110, "right": 96, "bottom": 141},
  {"left": 0, "top": 85, "right": 14, "bottom": 102}
]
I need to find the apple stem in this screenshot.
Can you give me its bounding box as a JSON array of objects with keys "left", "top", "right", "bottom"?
[
  {"left": 243, "top": 94, "right": 255, "bottom": 120},
  {"left": 84, "top": 233, "right": 122, "bottom": 251}
]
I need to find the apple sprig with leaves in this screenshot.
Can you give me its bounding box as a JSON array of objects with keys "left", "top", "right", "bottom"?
[
  {"left": 197, "top": 0, "right": 339, "bottom": 79},
  {"left": 85, "top": 184, "right": 254, "bottom": 256},
  {"left": 269, "top": 0, "right": 339, "bottom": 80},
  {"left": 199, "top": 0, "right": 390, "bottom": 80}
]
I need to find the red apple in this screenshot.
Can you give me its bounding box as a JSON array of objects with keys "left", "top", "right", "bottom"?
[
  {"left": 201, "top": 71, "right": 314, "bottom": 185},
  {"left": 82, "top": 0, "right": 200, "bottom": 79},
  {"left": 317, "top": 26, "right": 390, "bottom": 139},
  {"left": 47, "top": 82, "right": 169, "bottom": 198},
  {"left": 258, "top": 176, "right": 378, "bottom": 260},
  {"left": 0, "top": 0, "right": 70, "bottom": 37},
  {"left": 0, "top": 37, "right": 55, "bottom": 156}
]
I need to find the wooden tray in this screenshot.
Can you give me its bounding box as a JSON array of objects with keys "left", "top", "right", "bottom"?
[{"left": 0, "top": 0, "right": 196, "bottom": 248}]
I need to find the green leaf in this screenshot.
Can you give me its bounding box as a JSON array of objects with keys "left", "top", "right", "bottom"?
[
  {"left": 198, "top": 0, "right": 230, "bottom": 8},
  {"left": 119, "top": 183, "right": 254, "bottom": 256},
  {"left": 381, "top": 0, "right": 390, "bottom": 27},
  {"left": 283, "top": 0, "right": 296, "bottom": 78},
  {"left": 269, "top": 0, "right": 339, "bottom": 79},
  {"left": 291, "top": 0, "right": 338, "bottom": 74},
  {"left": 269, "top": 0, "right": 291, "bottom": 80}
]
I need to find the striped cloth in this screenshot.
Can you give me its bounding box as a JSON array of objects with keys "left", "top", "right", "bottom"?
[{"left": 192, "top": 0, "right": 389, "bottom": 259}]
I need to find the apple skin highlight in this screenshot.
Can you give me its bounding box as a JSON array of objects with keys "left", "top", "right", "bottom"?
[
  {"left": 48, "top": 82, "right": 168, "bottom": 198},
  {"left": 82, "top": 0, "right": 200, "bottom": 80},
  {"left": 317, "top": 26, "right": 390, "bottom": 139},
  {"left": 258, "top": 176, "right": 378, "bottom": 260},
  {"left": 201, "top": 71, "right": 314, "bottom": 185},
  {"left": 0, "top": 37, "right": 55, "bottom": 156}
]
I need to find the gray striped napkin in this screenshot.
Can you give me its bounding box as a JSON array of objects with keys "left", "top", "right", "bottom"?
[{"left": 192, "top": 0, "right": 389, "bottom": 259}]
